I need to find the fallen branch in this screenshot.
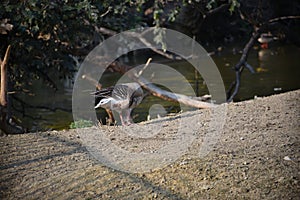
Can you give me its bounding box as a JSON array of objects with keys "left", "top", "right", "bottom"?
[
  {"left": 132, "top": 75, "right": 214, "bottom": 109},
  {"left": 108, "top": 61, "right": 214, "bottom": 109}
]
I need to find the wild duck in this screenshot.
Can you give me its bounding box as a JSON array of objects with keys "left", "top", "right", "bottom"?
[
  {"left": 94, "top": 83, "right": 144, "bottom": 125},
  {"left": 258, "top": 33, "right": 278, "bottom": 49}
]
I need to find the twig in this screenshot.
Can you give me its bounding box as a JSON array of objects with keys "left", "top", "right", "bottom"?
[
  {"left": 136, "top": 58, "right": 152, "bottom": 77},
  {"left": 137, "top": 35, "right": 183, "bottom": 60},
  {"left": 95, "top": 26, "right": 117, "bottom": 36},
  {"left": 82, "top": 74, "right": 102, "bottom": 90},
  {"left": 207, "top": 4, "right": 230, "bottom": 16},
  {"left": 100, "top": 6, "right": 112, "bottom": 17},
  {"left": 244, "top": 62, "right": 255, "bottom": 74},
  {"left": 267, "top": 16, "right": 300, "bottom": 24}
]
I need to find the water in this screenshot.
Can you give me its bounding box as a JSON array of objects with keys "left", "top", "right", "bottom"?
[
  {"left": 214, "top": 44, "right": 300, "bottom": 100},
  {"left": 17, "top": 43, "right": 300, "bottom": 131}
]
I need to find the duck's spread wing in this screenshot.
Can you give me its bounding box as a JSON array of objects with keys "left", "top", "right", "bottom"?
[
  {"left": 92, "top": 87, "right": 114, "bottom": 107},
  {"left": 93, "top": 86, "right": 114, "bottom": 98},
  {"left": 112, "top": 84, "right": 131, "bottom": 100}
]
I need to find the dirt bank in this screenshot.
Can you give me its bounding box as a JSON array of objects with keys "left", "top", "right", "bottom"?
[{"left": 0, "top": 90, "right": 299, "bottom": 199}]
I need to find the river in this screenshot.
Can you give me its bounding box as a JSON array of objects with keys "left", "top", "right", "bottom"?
[{"left": 17, "top": 43, "right": 300, "bottom": 131}]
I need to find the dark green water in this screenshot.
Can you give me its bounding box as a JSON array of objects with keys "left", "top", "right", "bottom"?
[{"left": 18, "top": 43, "right": 300, "bottom": 131}]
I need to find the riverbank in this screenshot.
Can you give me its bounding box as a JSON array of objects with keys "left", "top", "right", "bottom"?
[{"left": 0, "top": 90, "right": 299, "bottom": 199}]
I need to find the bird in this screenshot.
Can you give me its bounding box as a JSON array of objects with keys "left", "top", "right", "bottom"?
[
  {"left": 93, "top": 83, "right": 144, "bottom": 125},
  {"left": 258, "top": 33, "right": 278, "bottom": 49}
]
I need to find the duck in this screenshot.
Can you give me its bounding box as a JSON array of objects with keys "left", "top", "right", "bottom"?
[
  {"left": 94, "top": 82, "right": 144, "bottom": 125},
  {"left": 258, "top": 33, "right": 278, "bottom": 49}
]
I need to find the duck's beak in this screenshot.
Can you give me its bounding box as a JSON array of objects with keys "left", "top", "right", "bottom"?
[{"left": 95, "top": 102, "right": 102, "bottom": 109}]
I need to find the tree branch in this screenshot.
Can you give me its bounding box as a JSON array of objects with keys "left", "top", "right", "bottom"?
[
  {"left": 227, "top": 32, "right": 260, "bottom": 102},
  {"left": 226, "top": 15, "right": 300, "bottom": 102},
  {"left": 267, "top": 15, "right": 300, "bottom": 25},
  {"left": 0, "top": 45, "right": 11, "bottom": 106},
  {"left": 207, "top": 4, "right": 230, "bottom": 16},
  {"left": 0, "top": 45, "right": 25, "bottom": 134},
  {"left": 96, "top": 26, "right": 188, "bottom": 60},
  {"left": 82, "top": 74, "right": 102, "bottom": 90}
]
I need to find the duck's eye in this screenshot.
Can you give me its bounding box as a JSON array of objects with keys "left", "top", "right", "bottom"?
[{"left": 100, "top": 99, "right": 111, "bottom": 104}]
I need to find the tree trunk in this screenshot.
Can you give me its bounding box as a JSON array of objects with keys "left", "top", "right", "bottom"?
[
  {"left": 0, "top": 45, "right": 10, "bottom": 106},
  {"left": 0, "top": 45, "right": 24, "bottom": 134}
]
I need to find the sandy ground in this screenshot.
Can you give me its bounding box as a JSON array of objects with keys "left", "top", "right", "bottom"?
[{"left": 0, "top": 90, "right": 299, "bottom": 199}]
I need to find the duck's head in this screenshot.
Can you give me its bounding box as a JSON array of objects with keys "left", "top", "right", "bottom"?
[{"left": 95, "top": 97, "right": 114, "bottom": 109}]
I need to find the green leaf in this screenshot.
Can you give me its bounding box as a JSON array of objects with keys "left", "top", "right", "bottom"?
[
  {"left": 70, "top": 119, "right": 93, "bottom": 129},
  {"left": 229, "top": 0, "right": 240, "bottom": 14}
]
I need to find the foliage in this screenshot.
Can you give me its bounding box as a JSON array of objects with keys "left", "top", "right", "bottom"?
[
  {"left": 69, "top": 119, "right": 93, "bottom": 129},
  {"left": 229, "top": 0, "right": 240, "bottom": 14},
  {"left": 1, "top": 0, "right": 297, "bottom": 93},
  {"left": 0, "top": 0, "right": 245, "bottom": 93},
  {"left": 206, "top": 0, "right": 240, "bottom": 14},
  {"left": 0, "top": 0, "right": 147, "bottom": 90}
]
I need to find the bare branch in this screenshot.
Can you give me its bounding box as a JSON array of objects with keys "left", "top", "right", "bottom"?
[
  {"left": 0, "top": 45, "right": 25, "bottom": 134},
  {"left": 136, "top": 35, "right": 183, "bottom": 60},
  {"left": 267, "top": 15, "right": 300, "bottom": 24},
  {"left": 244, "top": 62, "right": 255, "bottom": 74},
  {"left": 227, "top": 15, "right": 300, "bottom": 101},
  {"left": 136, "top": 58, "right": 152, "bottom": 77},
  {"left": 207, "top": 4, "right": 230, "bottom": 16},
  {"left": 131, "top": 75, "right": 214, "bottom": 109},
  {"left": 95, "top": 26, "right": 188, "bottom": 60},
  {"left": 227, "top": 32, "right": 260, "bottom": 102},
  {"left": 95, "top": 26, "right": 117, "bottom": 36},
  {"left": 0, "top": 45, "right": 11, "bottom": 106},
  {"left": 82, "top": 74, "right": 102, "bottom": 90}
]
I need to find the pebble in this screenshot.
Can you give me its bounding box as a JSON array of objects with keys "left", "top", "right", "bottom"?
[
  {"left": 276, "top": 176, "right": 284, "bottom": 183},
  {"left": 283, "top": 156, "right": 292, "bottom": 161},
  {"left": 180, "top": 161, "right": 188, "bottom": 166},
  {"left": 200, "top": 185, "right": 210, "bottom": 190}
]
